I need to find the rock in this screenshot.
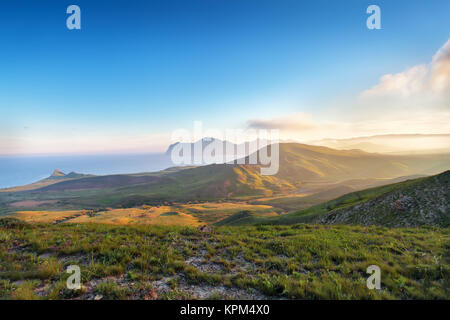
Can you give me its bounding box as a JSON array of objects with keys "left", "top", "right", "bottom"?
[
  {"left": 94, "top": 294, "right": 103, "bottom": 300},
  {"left": 199, "top": 225, "right": 215, "bottom": 233},
  {"left": 12, "top": 280, "right": 24, "bottom": 286}
]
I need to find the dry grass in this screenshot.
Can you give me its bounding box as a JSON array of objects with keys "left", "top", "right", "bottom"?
[
  {"left": 12, "top": 202, "right": 279, "bottom": 226},
  {"left": 70, "top": 207, "right": 201, "bottom": 226},
  {"left": 14, "top": 211, "right": 83, "bottom": 223}
]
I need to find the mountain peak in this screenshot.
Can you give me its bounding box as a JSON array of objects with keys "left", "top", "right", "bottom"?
[{"left": 51, "top": 169, "right": 66, "bottom": 177}]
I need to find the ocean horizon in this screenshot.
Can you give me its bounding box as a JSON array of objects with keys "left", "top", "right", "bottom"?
[{"left": 0, "top": 153, "right": 174, "bottom": 189}]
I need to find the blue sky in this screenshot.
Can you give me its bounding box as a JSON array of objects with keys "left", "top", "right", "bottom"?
[{"left": 0, "top": 0, "right": 449, "bottom": 154}]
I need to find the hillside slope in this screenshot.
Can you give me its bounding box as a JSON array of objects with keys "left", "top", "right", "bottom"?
[
  {"left": 315, "top": 170, "right": 449, "bottom": 227},
  {"left": 266, "top": 143, "right": 449, "bottom": 184},
  {"left": 227, "top": 170, "right": 449, "bottom": 227}
]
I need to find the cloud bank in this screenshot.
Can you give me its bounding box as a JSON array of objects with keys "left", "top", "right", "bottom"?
[{"left": 360, "top": 39, "right": 450, "bottom": 109}]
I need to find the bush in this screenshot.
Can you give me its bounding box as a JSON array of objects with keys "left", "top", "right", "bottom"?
[
  {"left": 0, "top": 218, "right": 30, "bottom": 230},
  {"left": 96, "top": 281, "right": 128, "bottom": 299}
]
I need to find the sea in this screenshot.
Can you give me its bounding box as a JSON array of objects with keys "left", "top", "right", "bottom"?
[{"left": 0, "top": 153, "right": 175, "bottom": 189}]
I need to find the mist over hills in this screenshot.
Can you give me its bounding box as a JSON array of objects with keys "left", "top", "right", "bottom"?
[{"left": 309, "top": 134, "right": 450, "bottom": 154}]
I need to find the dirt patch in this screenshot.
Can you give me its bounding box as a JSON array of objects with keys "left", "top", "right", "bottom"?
[
  {"left": 185, "top": 256, "right": 225, "bottom": 274},
  {"left": 150, "top": 275, "right": 266, "bottom": 300},
  {"left": 58, "top": 252, "right": 89, "bottom": 266}
]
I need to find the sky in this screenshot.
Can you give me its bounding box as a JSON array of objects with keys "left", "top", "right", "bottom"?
[{"left": 0, "top": 0, "right": 449, "bottom": 155}]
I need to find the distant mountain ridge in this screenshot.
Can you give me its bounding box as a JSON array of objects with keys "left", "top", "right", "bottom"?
[
  {"left": 257, "top": 143, "right": 449, "bottom": 183},
  {"left": 165, "top": 137, "right": 237, "bottom": 157},
  {"left": 309, "top": 134, "right": 450, "bottom": 154},
  {"left": 50, "top": 169, "right": 65, "bottom": 178},
  {"left": 48, "top": 169, "right": 88, "bottom": 180},
  {"left": 0, "top": 170, "right": 93, "bottom": 192}
]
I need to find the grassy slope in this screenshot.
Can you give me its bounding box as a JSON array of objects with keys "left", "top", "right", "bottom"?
[
  {"left": 0, "top": 219, "right": 448, "bottom": 300},
  {"left": 223, "top": 170, "right": 449, "bottom": 227},
  {"left": 314, "top": 170, "right": 450, "bottom": 227}
]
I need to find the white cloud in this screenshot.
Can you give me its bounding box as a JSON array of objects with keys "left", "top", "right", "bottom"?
[
  {"left": 247, "top": 111, "right": 450, "bottom": 142},
  {"left": 431, "top": 40, "right": 450, "bottom": 93},
  {"left": 360, "top": 39, "right": 450, "bottom": 107},
  {"left": 247, "top": 112, "right": 318, "bottom": 131},
  {"left": 361, "top": 64, "right": 428, "bottom": 98}
]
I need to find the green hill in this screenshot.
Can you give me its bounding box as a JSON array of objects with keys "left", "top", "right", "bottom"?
[
  {"left": 313, "top": 170, "right": 450, "bottom": 227},
  {"left": 265, "top": 143, "right": 449, "bottom": 183},
  {"left": 214, "top": 210, "right": 262, "bottom": 226},
  {"left": 223, "top": 170, "right": 449, "bottom": 227},
  {"left": 0, "top": 170, "right": 94, "bottom": 193}
]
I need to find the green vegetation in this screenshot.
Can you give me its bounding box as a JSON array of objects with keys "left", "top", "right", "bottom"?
[
  {"left": 214, "top": 210, "right": 268, "bottom": 226},
  {"left": 0, "top": 219, "right": 448, "bottom": 300},
  {"left": 220, "top": 170, "right": 449, "bottom": 228},
  {"left": 160, "top": 211, "right": 179, "bottom": 216}
]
